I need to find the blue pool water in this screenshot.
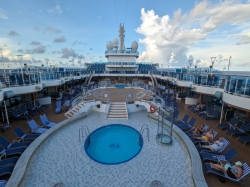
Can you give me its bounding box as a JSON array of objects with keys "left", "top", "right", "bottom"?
[
  {"left": 115, "top": 84, "right": 125, "bottom": 88},
  {"left": 84, "top": 124, "right": 143, "bottom": 165}
]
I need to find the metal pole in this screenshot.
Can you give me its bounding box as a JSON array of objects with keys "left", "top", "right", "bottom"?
[
  {"left": 17, "top": 55, "right": 24, "bottom": 85},
  {"left": 219, "top": 101, "right": 224, "bottom": 123},
  {"left": 243, "top": 78, "right": 248, "bottom": 96},
  {"left": 228, "top": 56, "right": 232, "bottom": 72},
  {"left": 3, "top": 100, "right": 9, "bottom": 124}
]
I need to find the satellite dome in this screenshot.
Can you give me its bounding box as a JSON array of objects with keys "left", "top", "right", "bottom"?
[
  {"left": 113, "top": 38, "right": 119, "bottom": 49},
  {"left": 106, "top": 41, "right": 113, "bottom": 51},
  {"left": 131, "top": 41, "right": 138, "bottom": 51}
]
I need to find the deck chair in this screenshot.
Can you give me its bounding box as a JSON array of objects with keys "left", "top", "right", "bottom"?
[
  {"left": 12, "top": 109, "right": 30, "bottom": 119},
  {"left": 204, "top": 162, "right": 250, "bottom": 183},
  {"left": 0, "top": 180, "right": 7, "bottom": 187},
  {"left": 185, "top": 124, "right": 209, "bottom": 137},
  {"left": 216, "top": 118, "right": 238, "bottom": 130},
  {"left": 196, "top": 106, "right": 211, "bottom": 116},
  {"left": 0, "top": 157, "right": 19, "bottom": 168},
  {"left": 35, "top": 101, "right": 49, "bottom": 110},
  {"left": 27, "top": 119, "right": 47, "bottom": 134},
  {"left": 20, "top": 105, "right": 37, "bottom": 116},
  {"left": 28, "top": 103, "right": 42, "bottom": 113},
  {"left": 0, "top": 146, "right": 26, "bottom": 157},
  {"left": 0, "top": 165, "right": 15, "bottom": 177},
  {"left": 188, "top": 102, "right": 200, "bottom": 109},
  {"left": 55, "top": 101, "right": 62, "bottom": 114},
  {"left": 197, "top": 137, "right": 230, "bottom": 154},
  {"left": 0, "top": 123, "right": 12, "bottom": 132},
  {"left": 40, "top": 113, "right": 57, "bottom": 128},
  {"left": 202, "top": 110, "right": 219, "bottom": 120},
  {"left": 176, "top": 118, "right": 196, "bottom": 131},
  {"left": 225, "top": 123, "right": 250, "bottom": 137},
  {"left": 236, "top": 136, "right": 250, "bottom": 146},
  {"left": 200, "top": 147, "right": 238, "bottom": 162},
  {"left": 174, "top": 114, "right": 189, "bottom": 126},
  {"left": 0, "top": 136, "right": 31, "bottom": 149},
  {"left": 192, "top": 130, "right": 218, "bottom": 145},
  {"left": 14, "top": 127, "right": 40, "bottom": 142}
]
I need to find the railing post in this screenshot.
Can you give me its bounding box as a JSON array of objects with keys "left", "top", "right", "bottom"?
[
  {"left": 234, "top": 80, "right": 238, "bottom": 94},
  {"left": 243, "top": 78, "right": 248, "bottom": 96}
]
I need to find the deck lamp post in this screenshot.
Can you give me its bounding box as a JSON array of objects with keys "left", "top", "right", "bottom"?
[
  {"left": 228, "top": 56, "right": 232, "bottom": 72},
  {"left": 45, "top": 58, "right": 49, "bottom": 72},
  {"left": 17, "top": 55, "right": 24, "bottom": 85},
  {"left": 210, "top": 57, "right": 217, "bottom": 76}
]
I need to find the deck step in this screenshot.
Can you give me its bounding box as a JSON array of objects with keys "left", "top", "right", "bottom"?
[{"left": 107, "top": 102, "right": 128, "bottom": 119}]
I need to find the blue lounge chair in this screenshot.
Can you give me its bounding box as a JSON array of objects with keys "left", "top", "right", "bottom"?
[
  {"left": 0, "top": 136, "right": 31, "bottom": 149},
  {"left": 200, "top": 147, "right": 237, "bottom": 162},
  {"left": 185, "top": 124, "right": 209, "bottom": 137},
  {"left": 202, "top": 110, "right": 219, "bottom": 120},
  {"left": 0, "top": 180, "right": 7, "bottom": 187},
  {"left": 28, "top": 103, "right": 42, "bottom": 113},
  {"left": 176, "top": 118, "right": 196, "bottom": 131},
  {"left": 192, "top": 130, "right": 218, "bottom": 145},
  {"left": 14, "top": 127, "right": 40, "bottom": 141},
  {"left": 39, "top": 113, "right": 57, "bottom": 128},
  {"left": 0, "top": 165, "right": 15, "bottom": 177},
  {"left": 27, "top": 120, "right": 47, "bottom": 134},
  {"left": 35, "top": 100, "right": 49, "bottom": 110},
  {"left": 0, "top": 123, "right": 12, "bottom": 132},
  {"left": 188, "top": 102, "right": 200, "bottom": 109},
  {"left": 20, "top": 105, "right": 37, "bottom": 116},
  {"left": 197, "top": 137, "right": 230, "bottom": 154},
  {"left": 236, "top": 136, "right": 250, "bottom": 146},
  {"left": 0, "top": 157, "right": 19, "bottom": 168},
  {"left": 55, "top": 101, "right": 62, "bottom": 114},
  {"left": 216, "top": 118, "right": 238, "bottom": 130},
  {"left": 196, "top": 106, "right": 211, "bottom": 116},
  {"left": 174, "top": 114, "right": 189, "bottom": 126},
  {"left": 204, "top": 162, "right": 250, "bottom": 183},
  {"left": 11, "top": 109, "right": 30, "bottom": 119},
  {"left": 0, "top": 146, "right": 26, "bottom": 157},
  {"left": 225, "top": 123, "right": 250, "bottom": 137}
]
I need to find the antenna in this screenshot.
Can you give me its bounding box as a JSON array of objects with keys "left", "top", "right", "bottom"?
[{"left": 228, "top": 56, "right": 232, "bottom": 72}]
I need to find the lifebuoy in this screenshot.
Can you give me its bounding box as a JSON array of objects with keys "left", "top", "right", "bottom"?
[{"left": 150, "top": 105, "right": 156, "bottom": 113}]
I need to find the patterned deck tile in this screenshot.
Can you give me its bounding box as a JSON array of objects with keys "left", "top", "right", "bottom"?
[{"left": 19, "top": 111, "right": 195, "bottom": 187}]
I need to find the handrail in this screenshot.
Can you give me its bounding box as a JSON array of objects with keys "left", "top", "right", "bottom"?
[{"left": 140, "top": 124, "right": 149, "bottom": 141}]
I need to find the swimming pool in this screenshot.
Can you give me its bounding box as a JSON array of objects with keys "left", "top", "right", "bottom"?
[{"left": 84, "top": 124, "right": 143, "bottom": 164}]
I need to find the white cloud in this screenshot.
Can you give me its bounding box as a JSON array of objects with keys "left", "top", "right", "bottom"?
[
  {"left": 0, "top": 10, "right": 8, "bottom": 19},
  {"left": 136, "top": 1, "right": 250, "bottom": 67},
  {"left": 48, "top": 4, "right": 63, "bottom": 13}
]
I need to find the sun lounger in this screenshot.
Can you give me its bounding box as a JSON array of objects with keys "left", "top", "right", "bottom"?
[
  {"left": 20, "top": 105, "right": 37, "bottom": 116},
  {"left": 185, "top": 124, "right": 209, "bottom": 137},
  {"left": 0, "top": 136, "right": 31, "bottom": 149},
  {"left": 0, "top": 146, "right": 26, "bottom": 157},
  {"left": 216, "top": 118, "right": 238, "bottom": 130},
  {"left": 202, "top": 110, "right": 219, "bottom": 120},
  {"left": 12, "top": 109, "right": 30, "bottom": 120},
  {"left": 0, "top": 123, "right": 12, "bottom": 132},
  {"left": 204, "top": 162, "right": 250, "bottom": 183},
  {"left": 55, "top": 101, "right": 62, "bottom": 114},
  {"left": 14, "top": 127, "right": 40, "bottom": 142},
  {"left": 0, "top": 165, "right": 15, "bottom": 177},
  {"left": 40, "top": 113, "right": 57, "bottom": 128},
  {"left": 0, "top": 157, "right": 19, "bottom": 168},
  {"left": 200, "top": 147, "right": 237, "bottom": 162},
  {"left": 174, "top": 114, "right": 189, "bottom": 126},
  {"left": 27, "top": 119, "right": 47, "bottom": 134},
  {"left": 225, "top": 123, "right": 250, "bottom": 137},
  {"left": 197, "top": 137, "right": 229, "bottom": 154},
  {"left": 176, "top": 118, "right": 196, "bottom": 131},
  {"left": 236, "top": 136, "right": 250, "bottom": 146}
]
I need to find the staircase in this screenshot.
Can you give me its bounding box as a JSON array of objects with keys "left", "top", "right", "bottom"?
[
  {"left": 107, "top": 102, "right": 128, "bottom": 119},
  {"left": 64, "top": 101, "right": 86, "bottom": 118}
]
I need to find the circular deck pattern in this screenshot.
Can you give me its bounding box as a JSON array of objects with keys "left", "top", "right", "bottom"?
[{"left": 18, "top": 111, "right": 195, "bottom": 187}]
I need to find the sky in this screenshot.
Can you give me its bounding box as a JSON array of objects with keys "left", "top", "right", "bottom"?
[{"left": 0, "top": 0, "right": 250, "bottom": 71}]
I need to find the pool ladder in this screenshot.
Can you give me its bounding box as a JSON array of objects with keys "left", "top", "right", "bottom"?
[
  {"left": 79, "top": 126, "right": 90, "bottom": 145},
  {"left": 140, "top": 124, "right": 149, "bottom": 142}
]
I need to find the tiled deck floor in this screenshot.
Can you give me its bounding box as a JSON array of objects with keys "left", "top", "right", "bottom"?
[
  {"left": 1, "top": 97, "right": 250, "bottom": 187},
  {"left": 19, "top": 111, "right": 194, "bottom": 187}
]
